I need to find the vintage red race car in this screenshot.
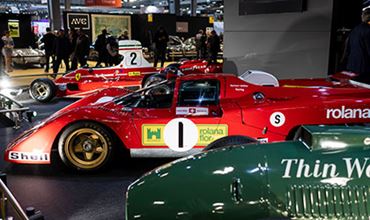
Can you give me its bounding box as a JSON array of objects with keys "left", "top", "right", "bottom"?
[
  {"left": 6, "top": 73, "right": 370, "bottom": 171},
  {"left": 29, "top": 40, "right": 222, "bottom": 103}
]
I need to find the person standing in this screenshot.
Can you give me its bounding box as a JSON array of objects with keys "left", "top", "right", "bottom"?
[
  {"left": 207, "top": 30, "right": 221, "bottom": 64},
  {"left": 0, "top": 33, "right": 4, "bottom": 76},
  {"left": 118, "top": 31, "right": 129, "bottom": 41},
  {"left": 94, "top": 29, "right": 108, "bottom": 67},
  {"left": 106, "top": 36, "right": 120, "bottom": 66},
  {"left": 41, "top": 27, "right": 55, "bottom": 73},
  {"left": 53, "top": 29, "right": 71, "bottom": 75},
  {"left": 195, "top": 29, "right": 207, "bottom": 59},
  {"left": 153, "top": 26, "right": 169, "bottom": 68},
  {"left": 344, "top": 8, "right": 370, "bottom": 83},
  {"left": 74, "top": 28, "right": 90, "bottom": 68},
  {"left": 69, "top": 28, "right": 78, "bottom": 70},
  {"left": 2, "top": 31, "right": 14, "bottom": 73}
]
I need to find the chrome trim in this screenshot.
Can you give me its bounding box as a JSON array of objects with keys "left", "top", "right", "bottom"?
[
  {"left": 349, "top": 80, "right": 370, "bottom": 89},
  {"left": 130, "top": 148, "right": 202, "bottom": 158}
]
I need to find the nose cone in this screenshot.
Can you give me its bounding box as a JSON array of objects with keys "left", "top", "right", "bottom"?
[{"left": 126, "top": 146, "right": 269, "bottom": 220}]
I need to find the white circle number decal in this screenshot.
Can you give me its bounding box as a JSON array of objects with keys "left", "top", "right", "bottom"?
[
  {"left": 270, "top": 112, "right": 286, "bottom": 127},
  {"left": 164, "top": 118, "right": 198, "bottom": 152}
]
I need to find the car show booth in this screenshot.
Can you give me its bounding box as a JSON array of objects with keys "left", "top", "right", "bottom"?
[{"left": 63, "top": 11, "right": 212, "bottom": 49}]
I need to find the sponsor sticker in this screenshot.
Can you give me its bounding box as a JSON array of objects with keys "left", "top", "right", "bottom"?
[
  {"left": 281, "top": 158, "right": 370, "bottom": 179},
  {"left": 176, "top": 107, "right": 209, "bottom": 116},
  {"left": 142, "top": 123, "right": 228, "bottom": 147},
  {"left": 128, "top": 71, "right": 141, "bottom": 77},
  {"left": 9, "top": 151, "right": 49, "bottom": 162},
  {"left": 257, "top": 138, "right": 268, "bottom": 143},
  {"left": 326, "top": 106, "right": 370, "bottom": 119},
  {"left": 75, "top": 73, "right": 81, "bottom": 81},
  {"left": 142, "top": 124, "right": 164, "bottom": 146},
  {"left": 270, "top": 112, "right": 285, "bottom": 127}
]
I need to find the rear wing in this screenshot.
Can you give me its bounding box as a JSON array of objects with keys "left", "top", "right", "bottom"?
[
  {"left": 294, "top": 125, "right": 370, "bottom": 151},
  {"left": 118, "top": 40, "right": 152, "bottom": 68}
]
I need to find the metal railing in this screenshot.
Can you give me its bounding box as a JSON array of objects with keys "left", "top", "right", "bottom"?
[{"left": 0, "top": 177, "right": 28, "bottom": 220}]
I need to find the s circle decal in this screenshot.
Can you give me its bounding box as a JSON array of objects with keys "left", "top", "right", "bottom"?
[{"left": 270, "top": 112, "right": 285, "bottom": 127}]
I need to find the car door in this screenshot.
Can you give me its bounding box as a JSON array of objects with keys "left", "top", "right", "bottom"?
[
  {"left": 174, "top": 79, "right": 226, "bottom": 149},
  {"left": 131, "top": 78, "right": 227, "bottom": 157}
]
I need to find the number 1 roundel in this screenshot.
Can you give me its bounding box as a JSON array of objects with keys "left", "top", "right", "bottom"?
[{"left": 164, "top": 118, "right": 198, "bottom": 152}]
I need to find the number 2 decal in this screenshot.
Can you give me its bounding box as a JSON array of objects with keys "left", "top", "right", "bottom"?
[{"left": 130, "top": 52, "right": 137, "bottom": 65}]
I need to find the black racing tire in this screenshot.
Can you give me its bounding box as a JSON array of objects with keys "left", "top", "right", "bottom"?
[
  {"left": 143, "top": 73, "right": 166, "bottom": 88},
  {"left": 29, "top": 78, "right": 56, "bottom": 103},
  {"left": 203, "top": 135, "right": 257, "bottom": 151},
  {"left": 58, "top": 121, "right": 114, "bottom": 172}
]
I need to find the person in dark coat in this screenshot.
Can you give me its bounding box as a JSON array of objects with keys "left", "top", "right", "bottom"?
[
  {"left": 53, "top": 29, "right": 71, "bottom": 75},
  {"left": 106, "top": 36, "right": 120, "bottom": 66},
  {"left": 207, "top": 30, "right": 221, "bottom": 64},
  {"left": 153, "top": 26, "right": 169, "bottom": 68},
  {"left": 74, "top": 28, "right": 90, "bottom": 68},
  {"left": 94, "top": 29, "right": 108, "bottom": 67},
  {"left": 345, "top": 8, "right": 370, "bottom": 84},
  {"left": 69, "top": 28, "right": 78, "bottom": 70},
  {"left": 195, "top": 29, "right": 207, "bottom": 59},
  {"left": 0, "top": 34, "right": 4, "bottom": 76},
  {"left": 41, "top": 27, "right": 55, "bottom": 73}
]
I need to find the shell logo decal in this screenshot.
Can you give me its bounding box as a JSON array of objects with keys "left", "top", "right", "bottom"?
[{"left": 75, "top": 73, "right": 81, "bottom": 81}]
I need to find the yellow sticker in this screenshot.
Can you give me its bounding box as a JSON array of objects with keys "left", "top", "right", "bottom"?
[
  {"left": 197, "top": 124, "right": 228, "bottom": 146},
  {"left": 142, "top": 124, "right": 228, "bottom": 146},
  {"left": 142, "top": 124, "right": 165, "bottom": 146},
  {"left": 75, "top": 73, "right": 81, "bottom": 81},
  {"left": 209, "top": 16, "right": 214, "bottom": 24},
  {"left": 148, "top": 14, "right": 153, "bottom": 22},
  {"left": 128, "top": 71, "right": 141, "bottom": 77}
]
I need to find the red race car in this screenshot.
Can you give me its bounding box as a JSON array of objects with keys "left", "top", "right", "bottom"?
[
  {"left": 6, "top": 73, "right": 370, "bottom": 171},
  {"left": 29, "top": 40, "right": 222, "bottom": 103}
]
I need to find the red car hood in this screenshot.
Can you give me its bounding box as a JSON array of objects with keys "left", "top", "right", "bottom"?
[{"left": 47, "top": 87, "right": 129, "bottom": 120}]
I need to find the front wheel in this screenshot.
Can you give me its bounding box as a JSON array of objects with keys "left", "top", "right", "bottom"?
[
  {"left": 58, "top": 122, "right": 114, "bottom": 171},
  {"left": 29, "top": 78, "right": 56, "bottom": 103},
  {"left": 203, "top": 135, "right": 256, "bottom": 151}
]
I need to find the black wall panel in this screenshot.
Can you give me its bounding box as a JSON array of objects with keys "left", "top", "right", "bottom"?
[{"left": 0, "top": 14, "right": 33, "bottom": 48}]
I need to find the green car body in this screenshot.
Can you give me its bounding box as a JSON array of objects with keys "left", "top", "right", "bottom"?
[{"left": 126, "top": 126, "right": 370, "bottom": 219}]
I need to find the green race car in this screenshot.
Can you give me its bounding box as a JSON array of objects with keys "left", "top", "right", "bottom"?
[{"left": 126, "top": 125, "right": 370, "bottom": 219}]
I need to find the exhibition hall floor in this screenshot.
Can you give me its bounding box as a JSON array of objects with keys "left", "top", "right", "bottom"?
[{"left": 0, "top": 94, "right": 172, "bottom": 219}]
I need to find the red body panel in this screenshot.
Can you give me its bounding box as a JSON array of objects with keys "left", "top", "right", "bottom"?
[
  {"left": 53, "top": 60, "right": 222, "bottom": 98},
  {"left": 6, "top": 73, "right": 370, "bottom": 164}
]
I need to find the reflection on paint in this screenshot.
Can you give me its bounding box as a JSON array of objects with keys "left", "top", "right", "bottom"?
[{"left": 213, "top": 166, "right": 234, "bottom": 175}]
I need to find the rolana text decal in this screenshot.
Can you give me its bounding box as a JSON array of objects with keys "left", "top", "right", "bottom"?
[{"left": 326, "top": 106, "right": 370, "bottom": 119}]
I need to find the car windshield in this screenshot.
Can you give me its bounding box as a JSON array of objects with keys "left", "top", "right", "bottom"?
[{"left": 114, "top": 80, "right": 175, "bottom": 108}]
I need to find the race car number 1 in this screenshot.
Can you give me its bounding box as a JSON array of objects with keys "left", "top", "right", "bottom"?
[{"left": 164, "top": 118, "right": 198, "bottom": 152}]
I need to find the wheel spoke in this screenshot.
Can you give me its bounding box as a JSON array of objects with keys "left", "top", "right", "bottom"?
[
  {"left": 74, "top": 143, "right": 84, "bottom": 153},
  {"left": 83, "top": 152, "right": 94, "bottom": 161}
]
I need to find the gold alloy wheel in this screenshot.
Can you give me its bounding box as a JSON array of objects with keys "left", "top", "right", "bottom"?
[{"left": 63, "top": 128, "right": 109, "bottom": 170}]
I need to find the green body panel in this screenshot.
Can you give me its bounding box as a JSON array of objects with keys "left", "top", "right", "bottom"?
[{"left": 126, "top": 126, "right": 370, "bottom": 219}]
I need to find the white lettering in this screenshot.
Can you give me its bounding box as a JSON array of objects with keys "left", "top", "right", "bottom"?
[
  {"left": 281, "top": 159, "right": 298, "bottom": 178},
  {"left": 326, "top": 106, "right": 370, "bottom": 119},
  {"left": 343, "top": 158, "right": 369, "bottom": 178}
]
